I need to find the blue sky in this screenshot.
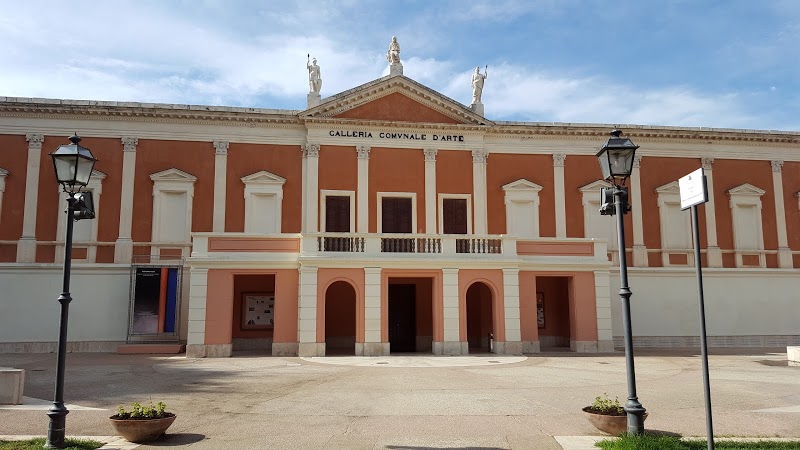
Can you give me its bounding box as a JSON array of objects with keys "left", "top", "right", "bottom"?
[{"left": 2, "top": 0, "right": 799, "bottom": 130}]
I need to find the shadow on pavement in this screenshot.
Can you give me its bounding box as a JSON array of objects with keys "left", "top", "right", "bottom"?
[{"left": 144, "top": 433, "right": 206, "bottom": 446}]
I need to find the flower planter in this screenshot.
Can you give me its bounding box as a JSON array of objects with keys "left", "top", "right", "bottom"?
[
  {"left": 582, "top": 407, "right": 647, "bottom": 436},
  {"left": 110, "top": 413, "right": 176, "bottom": 443}
]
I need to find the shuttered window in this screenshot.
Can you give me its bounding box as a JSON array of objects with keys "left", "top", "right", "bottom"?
[
  {"left": 382, "top": 197, "right": 412, "bottom": 233},
  {"left": 442, "top": 198, "right": 468, "bottom": 234}
]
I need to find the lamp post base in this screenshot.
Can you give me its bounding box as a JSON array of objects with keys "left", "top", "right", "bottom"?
[
  {"left": 625, "top": 402, "right": 647, "bottom": 434},
  {"left": 45, "top": 403, "right": 69, "bottom": 448}
]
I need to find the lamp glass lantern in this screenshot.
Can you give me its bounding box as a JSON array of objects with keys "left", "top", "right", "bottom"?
[
  {"left": 595, "top": 129, "right": 639, "bottom": 183},
  {"left": 50, "top": 134, "right": 97, "bottom": 193}
]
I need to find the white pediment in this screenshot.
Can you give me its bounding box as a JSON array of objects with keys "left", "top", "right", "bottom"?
[
  {"left": 502, "top": 179, "right": 543, "bottom": 192},
  {"left": 149, "top": 168, "right": 197, "bottom": 183},
  {"left": 655, "top": 181, "right": 680, "bottom": 194},
  {"left": 90, "top": 169, "right": 107, "bottom": 181},
  {"left": 578, "top": 180, "right": 612, "bottom": 193},
  {"left": 727, "top": 183, "right": 765, "bottom": 197},
  {"left": 241, "top": 170, "right": 286, "bottom": 185},
  {"left": 301, "top": 75, "right": 492, "bottom": 126}
]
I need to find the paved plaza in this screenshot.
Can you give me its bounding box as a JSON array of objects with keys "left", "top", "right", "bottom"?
[{"left": 1, "top": 349, "right": 798, "bottom": 449}]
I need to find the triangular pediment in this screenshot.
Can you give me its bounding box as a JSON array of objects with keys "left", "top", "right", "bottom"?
[
  {"left": 241, "top": 170, "right": 286, "bottom": 185},
  {"left": 578, "top": 180, "right": 612, "bottom": 193},
  {"left": 301, "top": 75, "right": 492, "bottom": 126},
  {"left": 655, "top": 181, "right": 680, "bottom": 194},
  {"left": 502, "top": 179, "right": 543, "bottom": 192},
  {"left": 727, "top": 183, "right": 765, "bottom": 197},
  {"left": 149, "top": 168, "right": 197, "bottom": 182}
]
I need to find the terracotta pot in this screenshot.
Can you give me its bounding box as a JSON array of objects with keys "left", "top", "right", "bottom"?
[
  {"left": 582, "top": 407, "right": 648, "bottom": 436},
  {"left": 109, "top": 413, "right": 176, "bottom": 443}
]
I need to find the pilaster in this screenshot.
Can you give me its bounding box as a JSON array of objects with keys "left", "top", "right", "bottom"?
[
  {"left": 0, "top": 168, "right": 8, "bottom": 226},
  {"left": 303, "top": 143, "right": 320, "bottom": 233},
  {"left": 114, "top": 137, "right": 138, "bottom": 263},
  {"left": 424, "top": 148, "right": 437, "bottom": 234},
  {"left": 357, "top": 145, "right": 370, "bottom": 233},
  {"left": 362, "top": 267, "right": 387, "bottom": 356},
  {"left": 212, "top": 141, "right": 229, "bottom": 233},
  {"left": 186, "top": 267, "right": 209, "bottom": 358},
  {"left": 630, "top": 155, "right": 648, "bottom": 266},
  {"left": 594, "top": 271, "right": 614, "bottom": 352},
  {"left": 17, "top": 133, "right": 44, "bottom": 262},
  {"left": 472, "top": 148, "right": 488, "bottom": 235},
  {"left": 771, "top": 160, "right": 793, "bottom": 268},
  {"left": 702, "top": 158, "right": 723, "bottom": 267},
  {"left": 501, "top": 268, "right": 522, "bottom": 355},
  {"left": 437, "top": 268, "right": 465, "bottom": 355},
  {"left": 553, "top": 153, "right": 566, "bottom": 238},
  {"left": 297, "top": 266, "right": 322, "bottom": 356}
]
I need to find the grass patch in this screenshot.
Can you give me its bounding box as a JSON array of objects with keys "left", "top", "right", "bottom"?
[
  {"left": 0, "top": 438, "right": 104, "bottom": 450},
  {"left": 596, "top": 434, "right": 800, "bottom": 450}
]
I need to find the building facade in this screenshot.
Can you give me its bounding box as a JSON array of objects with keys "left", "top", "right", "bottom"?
[{"left": 1, "top": 73, "right": 799, "bottom": 357}]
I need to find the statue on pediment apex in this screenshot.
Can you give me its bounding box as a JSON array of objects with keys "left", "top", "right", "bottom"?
[
  {"left": 386, "top": 36, "right": 401, "bottom": 64},
  {"left": 471, "top": 65, "right": 488, "bottom": 104},
  {"left": 307, "top": 54, "right": 322, "bottom": 94}
]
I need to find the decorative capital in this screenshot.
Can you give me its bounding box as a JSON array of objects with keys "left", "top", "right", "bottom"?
[
  {"left": 303, "top": 143, "right": 320, "bottom": 158},
  {"left": 424, "top": 148, "right": 438, "bottom": 162},
  {"left": 472, "top": 148, "right": 488, "bottom": 164},
  {"left": 633, "top": 154, "right": 643, "bottom": 169},
  {"left": 701, "top": 157, "right": 714, "bottom": 170},
  {"left": 213, "top": 141, "right": 229, "bottom": 156},
  {"left": 771, "top": 160, "right": 784, "bottom": 173},
  {"left": 121, "top": 137, "right": 138, "bottom": 152},
  {"left": 26, "top": 133, "right": 44, "bottom": 149},
  {"left": 552, "top": 153, "right": 566, "bottom": 167},
  {"left": 357, "top": 145, "right": 371, "bottom": 159}
]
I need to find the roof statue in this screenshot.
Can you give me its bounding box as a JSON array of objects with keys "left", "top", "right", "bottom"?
[{"left": 387, "top": 36, "right": 403, "bottom": 76}]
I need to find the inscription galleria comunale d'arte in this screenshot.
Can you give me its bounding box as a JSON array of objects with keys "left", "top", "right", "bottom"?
[{"left": 329, "top": 130, "right": 465, "bottom": 142}]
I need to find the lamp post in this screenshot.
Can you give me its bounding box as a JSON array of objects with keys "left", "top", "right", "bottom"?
[
  {"left": 596, "top": 129, "right": 647, "bottom": 434},
  {"left": 46, "top": 134, "right": 97, "bottom": 449}
]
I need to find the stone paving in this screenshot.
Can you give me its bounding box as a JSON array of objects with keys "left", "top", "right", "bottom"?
[{"left": 0, "top": 349, "right": 798, "bottom": 449}]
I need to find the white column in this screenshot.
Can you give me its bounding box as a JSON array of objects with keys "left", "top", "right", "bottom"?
[
  {"left": 552, "top": 153, "right": 567, "bottom": 238},
  {"left": 424, "top": 148, "right": 437, "bottom": 234},
  {"left": 702, "top": 158, "right": 723, "bottom": 267},
  {"left": 771, "top": 160, "right": 793, "bottom": 268},
  {"left": 439, "top": 268, "right": 464, "bottom": 355},
  {"left": 212, "top": 141, "right": 229, "bottom": 233},
  {"left": 357, "top": 145, "right": 370, "bottom": 233},
  {"left": 114, "top": 137, "right": 138, "bottom": 263},
  {"left": 185, "top": 267, "right": 209, "bottom": 358},
  {"left": 297, "top": 266, "right": 321, "bottom": 356},
  {"left": 630, "top": 155, "right": 648, "bottom": 267},
  {"left": 0, "top": 168, "right": 8, "bottom": 225},
  {"left": 303, "top": 144, "right": 320, "bottom": 233},
  {"left": 363, "top": 267, "right": 386, "bottom": 356},
  {"left": 472, "top": 148, "right": 488, "bottom": 235},
  {"left": 17, "top": 134, "right": 44, "bottom": 262},
  {"left": 501, "top": 268, "right": 522, "bottom": 355}
]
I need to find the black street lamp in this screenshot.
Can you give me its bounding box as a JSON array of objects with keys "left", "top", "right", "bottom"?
[
  {"left": 596, "top": 129, "right": 647, "bottom": 434},
  {"left": 45, "top": 134, "right": 97, "bottom": 449}
]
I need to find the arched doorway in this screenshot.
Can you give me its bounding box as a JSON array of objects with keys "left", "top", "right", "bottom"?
[
  {"left": 466, "top": 282, "right": 493, "bottom": 353},
  {"left": 324, "top": 281, "right": 357, "bottom": 355}
]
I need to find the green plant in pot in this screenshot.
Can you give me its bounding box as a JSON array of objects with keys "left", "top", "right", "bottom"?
[
  {"left": 582, "top": 393, "right": 647, "bottom": 436},
  {"left": 109, "top": 401, "right": 176, "bottom": 443}
]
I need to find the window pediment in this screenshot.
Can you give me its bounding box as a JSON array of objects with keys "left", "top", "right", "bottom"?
[
  {"left": 240, "top": 170, "right": 286, "bottom": 185},
  {"left": 150, "top": 168, "right": 197, "bottom": 183}
]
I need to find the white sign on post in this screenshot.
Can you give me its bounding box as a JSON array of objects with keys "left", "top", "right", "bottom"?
[{"left": 678, "top": 168, "right": 708, "bottom": 210}]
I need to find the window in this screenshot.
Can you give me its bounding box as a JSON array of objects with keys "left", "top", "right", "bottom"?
[
  {"left": 438, "top": 194, "right": 471, "bottom": 235},
  {"left": 320, "top": 190, "right": 355, "bottom": 233},
  {"left": 728, "top": 184, "right": 766, "bottom": 268},
  {"left": 502, "top": 179, "right": 543, "bottom": 239},
  {"left": 55, "top": 170, "right": 105, "bottom": 263},
  {"left": 655, "top": 181, "right": 693, "bottom": 266},
  {"left": 579, "top": 180, "right": 616, "bottom": 262},
  {"left": 241, "top": 171, "right": 286, "bottom": 234},
  {"left": 150, "top": 168, "right": 197, "bottom": 258},
  {"left": 377, "top": 192, "right": 417, "bottom": 234}
]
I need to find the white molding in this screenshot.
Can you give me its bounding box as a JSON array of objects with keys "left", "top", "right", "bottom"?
[
  {"left": 0, "top": 168, "right": 8, "bottom": 227},
  {"left": 579, "top": 180, "right": 616, "bottom": 261},
  {"left": 472, "top": 149, "right": 488, "bottom": 234},
  {"left": 376, "top": 192, "right": 417, "bottom": 233},
  {"left": 770, "top": 163, "right": 792, "bottom": 268},
  {"left": 502, "top": 179, "right": 543, "bottom": 238},
  {"left": 18, "top": 134, "right": 44, "bottom": 262},
  {"left": 424, "top": 148, "right": 437, "bottom": 234},
  {"left": 701, "top": 160, "right": 722, "bottom": 267},
  {"left": 115, "top": 137, "right": 138, "bottom": 263},
  {"left": 553, "top": 154, "right": 566, "bottom": 238},
  {"left": 437, "top": 193, "right": 473, "bottom": 235},
  {"left": 320, "top": 190, "right": 355, "bottom": 233},
  {"left": 150, "top": 168, "right": 197, "bottom": 257},
  {"left": 630, "top": 155, "right": 647, "bottom": 267},
  {"left": 241, "top": 170, "right": 286, "bottom": 234},
  {"left": 357, "top": 145, "right": 370, "bottom": 233},
  {"left": 728, "top": 183, "right": 766, "bottom": 268},
  {"left": 212, "top": 141, "right": 229, "bottom": 232}
]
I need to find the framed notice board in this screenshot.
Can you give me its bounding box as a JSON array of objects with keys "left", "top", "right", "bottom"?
[
  {"left": 241, "top": 293, "right": 274, "bottom": 329},
  {"left": 536, "top": 292, "right": 545, "bottom": 328}
]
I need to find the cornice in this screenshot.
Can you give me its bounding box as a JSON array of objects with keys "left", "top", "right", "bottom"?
[{"left": 303, "top": 117, "right": 489, "bottom": 132}]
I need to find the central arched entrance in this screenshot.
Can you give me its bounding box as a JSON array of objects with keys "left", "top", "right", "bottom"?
[
  {"left": 466, "top": 282, "right": 493, "bottom": 353},
  {"left": 324, "top": 280, "right": 357, "bottom": 355}
]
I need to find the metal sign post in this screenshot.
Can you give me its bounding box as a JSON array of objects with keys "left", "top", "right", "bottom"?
[{"left": 679, "top": 168, "right": 714, "bottom": 450}]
